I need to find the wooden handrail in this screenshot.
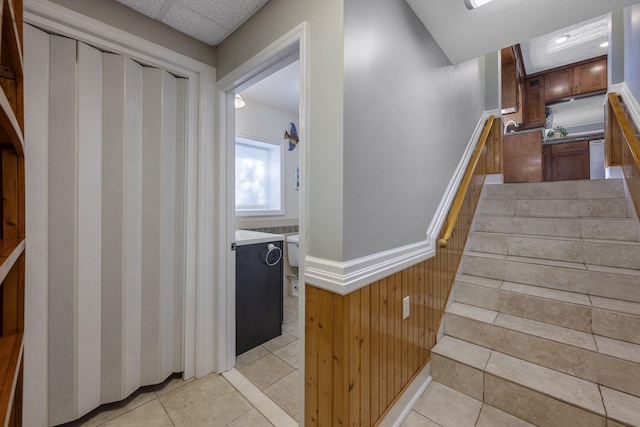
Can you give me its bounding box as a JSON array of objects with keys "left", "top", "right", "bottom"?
[
  {"left": 608, "top": 92, "right": 640, "bottom": 170},
  {"left": 438, "top": 115, "right": 495, "bottom": 248}
]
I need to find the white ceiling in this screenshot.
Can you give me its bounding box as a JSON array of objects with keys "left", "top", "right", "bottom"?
[
  {"left": 114, "top": 0, "right": 269, "bottom": 45},
  {"left": 406, "top": 0, "right": 639, "bottom": 65},
  {"left": 239, "top": 61, "right": 300, "bottom": 116},
  {"left": 520, "top": 15, "right": 609, "bottom": 75}
]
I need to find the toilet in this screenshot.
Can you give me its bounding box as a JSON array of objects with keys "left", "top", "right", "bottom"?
[{"left": 286, "top": 234, "right": 299, "bottom": 296}]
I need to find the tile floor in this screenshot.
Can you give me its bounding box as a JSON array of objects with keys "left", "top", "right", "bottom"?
[{"left": 67, "top": 296, "right": 300, "bottom": 427}]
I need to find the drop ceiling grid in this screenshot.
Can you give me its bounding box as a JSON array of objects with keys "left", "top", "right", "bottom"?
[
  {"left": 115, "top": 0, "right": 270, "bottom": 46},
  {"left": 520, "top": 14, "right": 609, "bottom": 75}
]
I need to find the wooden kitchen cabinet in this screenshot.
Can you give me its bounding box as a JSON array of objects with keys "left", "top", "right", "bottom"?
[
  {"left": 523, "top": 77, "right": 545, "bottom": 128},
  {"left": 543, "top": 56, "right": 607, "bottom": 102},
  {"left": 501, "top": 46, "right": 524, "bottom": 124},
  {"left": 574, "top": 58, "right": 607, "bottom": 94},
  {"left": 543, "top": 141, "right": 590, "bottom": 182},
  {"left": 545, "top": 68, "right": 574, "bottom": 101},
  {"left": 503, "top": 131, "right": 543, "bottom": 183}
]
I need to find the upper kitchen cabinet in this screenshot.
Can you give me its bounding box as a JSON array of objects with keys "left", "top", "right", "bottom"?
[
  {"left": 574, "top": 57, "right": 607, "bottom": 94},
  {"left": 544, "top": 56, "right": 607, "bottom": 102},
  {"left": 545, "top": 68, "right": 574, "bottom": 101},
  {"left": 501, "top": 46, "right": 525, "bottom": 125}
]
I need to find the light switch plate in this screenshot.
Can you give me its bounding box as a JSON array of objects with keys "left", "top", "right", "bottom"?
[{"left": 403, "top": 296, "right": 410, "bottom": 319}]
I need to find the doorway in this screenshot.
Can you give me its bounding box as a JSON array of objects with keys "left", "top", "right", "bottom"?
[{"left": 215, "top": 23, "right": 308, "bottom": 425}]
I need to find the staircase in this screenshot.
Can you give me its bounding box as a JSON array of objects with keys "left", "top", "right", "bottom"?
[{"left": 430, "top": 179, "right": 640, "bottom": 427}]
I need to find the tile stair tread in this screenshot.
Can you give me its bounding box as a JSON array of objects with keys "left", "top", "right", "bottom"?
[
  {"left": 591, "top": 296, "right": 640, "bottom": 316},
  {"left": 432, "top": 336, "right": 491, "bottom": 370},
  {"left": 595, "top": 335, "right": 640, "bottom": 364},
  {"left": 464, "top": 250, "right": 507, "bottom": 260},
  {"left": 446, "top": 302, "right": 498, "bottom": 324},
  {"left": 482, "top": 179, "right": 625, "bottom": 201},
  {"left": 485, "top": 351, "right": 606, "bottom": 416},
  {"left": 586, "top": 263, "right": 640, "bottom": 277},
  {"left": 501, "top": 281, "right": 592, "bottom": 306},
  {"left": 471, "top": 231, "right": 640, "bottom": 248},
  {"left": 440, "top": 336, "right": 607, "bottom": 416},
  {"left": 494, "top": 313, "right": 597, "bottom": 351},
  {"left": 455, "top": 274, "right": 503, "bottom": 289},
  {"left": 601, "top": 386, "right": 640, "bottom": 427}
]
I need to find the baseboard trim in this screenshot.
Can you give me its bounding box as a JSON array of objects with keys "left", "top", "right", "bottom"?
[{"left": 377, "top": 364, "right": 432, "bottom": 427}]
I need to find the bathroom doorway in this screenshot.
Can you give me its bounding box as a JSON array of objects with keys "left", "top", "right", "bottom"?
[{"left": 215, "top": 24, "right": 308, "bottom": 425}]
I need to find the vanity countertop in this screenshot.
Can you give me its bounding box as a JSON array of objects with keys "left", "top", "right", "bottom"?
[{"left": 235, "top": 229, "right": 284, "bottom": 246}]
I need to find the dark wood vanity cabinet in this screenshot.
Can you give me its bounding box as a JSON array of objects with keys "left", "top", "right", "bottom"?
[{"left": 543, "top": 141, "right": 590, "bottom": 182}]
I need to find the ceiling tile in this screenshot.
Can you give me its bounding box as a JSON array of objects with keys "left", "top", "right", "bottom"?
[
  {"left": 520, "top": 15, "right": 609, "bottom": 75},
  {"left": 161, "top": 2, "right": 230, "bottom": 45},
  {"left": 176, "top": 0, "right": 269, "bottom": 30},
  {"left": 115, "top": 0, "right": 168, "bottom": 18}
]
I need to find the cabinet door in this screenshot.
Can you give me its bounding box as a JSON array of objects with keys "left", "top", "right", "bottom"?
[
  {"left": 545, "top": 68, "right": 573, "bottom": 101},
  {"left": 523, "top": 77, "right": 545, "bottom": 128},
  {"left": 551, "top": 141, "right": 590, "bottom": 181},
  {"left": 574, "top": 58, "right": 607, "bottom": 95},
  {"left": 503, "top": 131, "right": 543, "bottom": 183}
]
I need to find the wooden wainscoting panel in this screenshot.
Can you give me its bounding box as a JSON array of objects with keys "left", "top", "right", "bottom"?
[{"left": 305, "top": 136, "right": 486, "bottom": 425}]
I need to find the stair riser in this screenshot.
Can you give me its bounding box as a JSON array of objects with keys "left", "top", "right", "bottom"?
[
  {"left": 599, "top": 355, "right": 640, "bottom": 398},
  {"left": 500, "top": 292, "right": 592, "bottom": 332},
  {"left": 482, "top": 180, "right": 626, "bottom": 201},
  {"left": 474, "top": 217, "right": 639, "bottom": 242},
  {"left": 431, "top": 354, "right": 484, "bottom": 401},
  {"left": 484, "top": 374, "right": 606, "bottom": 427},
  {"left": 593, "top": 309, "right": 640, "bottom": 345},
  {"left": 444, "top": 313, "right": 493, "bottom": 348},
  {"left": 455, "top": 282, "right": 500, "bottom": 311},
  {"left": 478, "top": 199, "right": 631, "bottom": 219}
]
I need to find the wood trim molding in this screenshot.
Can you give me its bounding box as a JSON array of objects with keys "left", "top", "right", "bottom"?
[{"left": 305, "top": 110, "right": 498, "bottom": 295}]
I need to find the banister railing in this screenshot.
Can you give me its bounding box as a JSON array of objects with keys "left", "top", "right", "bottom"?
[
  {"left": 607, "top": 92, "right": 640, "bottom": 218},
  {"left": 438, "top": 115, "right": 495, "bottom": 248}
]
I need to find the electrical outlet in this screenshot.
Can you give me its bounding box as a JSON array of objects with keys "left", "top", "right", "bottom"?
[{"left": 402, "top": 296, "right": 410, "bottom": 319}]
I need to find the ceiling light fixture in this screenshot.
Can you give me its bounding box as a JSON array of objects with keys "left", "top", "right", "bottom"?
[
  {"left": 600, "top": 41, "right": 609, "bottom": 48},
  {"left": 555, "top": 35, "right": 570, "bottom": 44},
  {"left": 463, "top": 0, "right": 494, "bottom": 10},
  {"left": 235, "top": 94, "right": 246, "bottom": 109}
]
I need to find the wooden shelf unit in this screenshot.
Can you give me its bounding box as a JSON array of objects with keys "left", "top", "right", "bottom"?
[{"left": 0, "top": 0, "right": 24, "bottom": 424}]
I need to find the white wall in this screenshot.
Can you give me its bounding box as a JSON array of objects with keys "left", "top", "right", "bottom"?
[
  {"left": 625, "top": 3, "right": 640, "bottom": 101},
  {"left": 342, "top": 0, "right": 485, "bottom": 259},
  {"left": 235, "top": 100, "right": 300, "bottom": 224}
]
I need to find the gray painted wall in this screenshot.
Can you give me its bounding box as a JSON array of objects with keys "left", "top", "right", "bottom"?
[
  {"left": 217, "top": 0, "right": 346, "bottom": 261},
  {"left": 625, "top": 3, "right": 640, "bottom": 100},
  {"left": 609, "top": 9, "right": 625, "bottom": 86},
  {"left": 48, "top": 0, "right": 215, "bottom": 66},
  {"left": 342, "top": 0, "right": 485, "bottom": 259}
]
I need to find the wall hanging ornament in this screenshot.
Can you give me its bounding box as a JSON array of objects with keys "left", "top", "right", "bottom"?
[{"left": 285, "top": 122, "right": 299, "bottom": 151}]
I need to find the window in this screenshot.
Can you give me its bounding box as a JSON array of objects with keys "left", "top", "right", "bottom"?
[{"left": 235, "top": 137, "right": 283, "bottom": 215}]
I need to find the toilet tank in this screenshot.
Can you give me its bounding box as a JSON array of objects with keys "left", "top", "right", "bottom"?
[{"left": 286, "top": 234, "right": 299, "bottom": 267}]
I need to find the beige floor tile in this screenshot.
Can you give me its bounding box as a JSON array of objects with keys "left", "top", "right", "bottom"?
[
  {"left": 159, "top": 373, "right": 252, "bottom": 426},
  {"left": 226, "top": 408, "right": 274, "bottom": 427},
  {"left": 283, "top": 320, "right": 300, "bottom": 338},
  {"left": 400, "top": 410, "right": 442, "bottom": 426},
  {"left": 447, "top": 302, "right": 498, "bottom": 324},
  {"left": 262, "top": 332, "right": 297, "bottom": 352},
  {"left": 273, "top": 339, "right": 300, "bottom": 369},
  {"left": 455, "top": 282, "right": 500, "bottom": 311},
  {"left": 153, "top": 375, "right": 194, "bottom": 397},
  {"left": 75, "top": 389, "right": 157, "bottom": 427},
  {"left": 431, "top": 354, "right": 484, "bottom": 401},
  {"left": 239, "top": 353, "right": 296, "bottom": 390},
  {"left": 432, "top": 336, "right": 491, "bottom": 370},
  {"left": 500, "top": 292, "right": 592, "bottom": 332},
  {"left": 501, "top": 281, "right": 591, "bottom": 306},
  {"left": 237, "top": 345, "right": 271, "bottom": 369},
  {"left": 475, "top": 404, "right": 536, "bottom": 427},
  {"left": 591, "top": 296, "right": 640, "bottom": 316},
  {"left": 598, "top": 354, "right": 640, "bottom": 397},
  {"left": 102, "top": 400, "right": 173, "bottom": 427},
  {"left": 411, "top": 381, "right": 482, "bottom": 427},
  {"left": 456, "top": 274, "right": 503, "bottom": 288},
  {"left": 593, "top": 309, "right": 640, "bottom": 344},
  {"left": 444, "top": 312, "right": 494, "bottom": 348},
  {"left": 495, "top": 313, "right": 597, "bottom": 350},
  {"left": 263, "top": 371, "right": 299, "bottom": 418},
  {"left": 284, "top": 296, "right": 299, "bottom": 315}
]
